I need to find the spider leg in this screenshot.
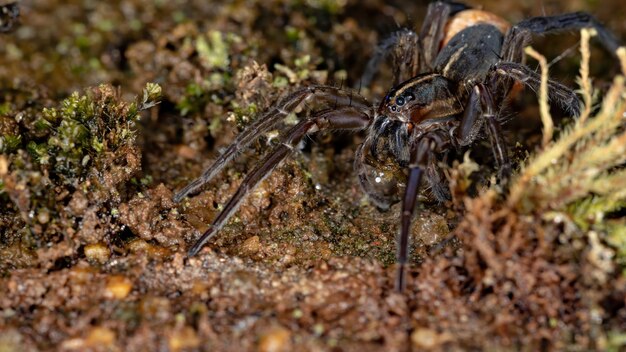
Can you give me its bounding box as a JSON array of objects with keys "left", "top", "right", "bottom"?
[
  {"left": 479, "top": 85, "right": 511, "bottom": 182},
  {"left": 425, "top": 155, "right": 451, "bottom": 202},
  {"left": 418, "top": 1, "right": 468, "bottom": 72},
  {"left": 494, "top": 61, "right": 581, "bottom": 116},
  {"left": 501, "top": 12, "right": 620, "bottom": 63},
  {"left": 187, "top": 107, "right": 371, "bottom": 257},
  {"left": 174, "top": 86, "right": 370, "bottom": 202},
  {"left": 360, "top": 29, "right": 419, "bottom": 88},
  {"left": 396, "top": 134, "right": 443, "bottom": 291},
  {"left": 359, "top": 2, "right": 469, "bottom": 87},
  {"left": 457, "top": 84, "right": 511, "bottom": 181}
]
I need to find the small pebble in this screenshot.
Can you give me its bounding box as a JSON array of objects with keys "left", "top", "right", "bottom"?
[
  {"left": 104, "top": 275, "right": 133, "bottom": 299},
  {"left": 258, "top": 326, "right": 291, "bottom": 352},
  {"left": 84, "top": 243, "right": 110, "bottom": 264},
  {"left": 241, "top": 235, "right": 261, "bottom": 255},
  {"left": 411, "top": 327, "right": 452, "bottom": 350},
  {"left": 168, "top": 326, "right": 201, "bottom": 351}
]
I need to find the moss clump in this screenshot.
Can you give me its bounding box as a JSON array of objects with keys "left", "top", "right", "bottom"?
[
  {"left": 16, "top": 83, "right": 160, "bottom": 184},
  {"left": 0, "top": 83, "right": 160, "bottom": 264}
]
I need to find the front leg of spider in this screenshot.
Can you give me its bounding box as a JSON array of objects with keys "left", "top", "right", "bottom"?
[
  {"left": 395, "top": 138, "right": 432, "bottom": 291},
  {"left": 457, "top": 84, "right": 511, "bottom": 182},
  {"left": 173, "top": 86, "right": 370, "bottom": 203},
  {"left": 186, "top": 106, "right": 372, "bottom": 257}
]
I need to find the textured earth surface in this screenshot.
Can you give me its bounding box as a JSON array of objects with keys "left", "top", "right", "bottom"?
[{"left": 1, "top": 0, "right": 625, "bottom": 351}]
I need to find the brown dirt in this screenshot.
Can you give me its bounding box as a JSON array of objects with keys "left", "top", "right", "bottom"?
[{"left": 1, "top": 0, "right": 625, "bottom": 351}]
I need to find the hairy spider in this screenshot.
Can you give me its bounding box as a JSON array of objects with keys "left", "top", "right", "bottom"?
[
  {"left": 174, "top": 2, "right": 619, "bottom": 290},
  {"left": 0, "top": 1, "right": 20, "bottom": 33}
]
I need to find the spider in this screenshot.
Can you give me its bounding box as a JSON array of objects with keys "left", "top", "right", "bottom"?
[
  {"left": 174, "top": 1, "right": 620, "bottom": 291},
  {"left": 0, "top": 1, "right": 19, "bottom": 33}
]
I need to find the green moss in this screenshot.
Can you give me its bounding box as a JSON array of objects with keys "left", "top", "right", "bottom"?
[
  {"left": 607, "top": 222, "right": 626, "bottom": 266},
  {"left": 197, "top": 30, "right": 230, "bottom": 71},
  {"left": 26, "top": 141, "right": 49, "bottom": 165},
  {"left": 0, "top": 102, "right": 11, "bottom": 115},
  {"left": 1, "top": 83, "right": 161, "bottom": 244},
  {"left": 230, "top": 102, "right": 258, "bottom": 129},
  {"left": 0, "top": 135, "right": 21, "bottom": 154},
  {"left": 177, "top": 82, "right": 208, "bottom": 116}
]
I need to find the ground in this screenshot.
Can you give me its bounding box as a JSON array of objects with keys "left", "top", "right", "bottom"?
[{"left": 1, "top": 0, "right": 625, "bottom": 351}]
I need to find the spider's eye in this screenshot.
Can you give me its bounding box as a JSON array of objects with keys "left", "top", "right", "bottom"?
[
  {"left": 390, "top": 105, "right": 397, "bottom": 112},
  {"left": 396, "top": 96, "right": 405, "bottom": 106}
]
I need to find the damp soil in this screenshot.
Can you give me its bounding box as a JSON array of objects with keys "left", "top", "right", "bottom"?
[{"left": 1, "top": 1, "right": 625, "bottom": 351}]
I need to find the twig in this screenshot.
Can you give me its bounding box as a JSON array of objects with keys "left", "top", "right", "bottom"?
[
  {"left": 578, "top": 28, "right": 596, "bottom": 124},
  {"left": 524, "top": 46, "right": 553, "bottom": 147},
  {"left": 617, "top": 47, "right": 626, "bottom": 75}
]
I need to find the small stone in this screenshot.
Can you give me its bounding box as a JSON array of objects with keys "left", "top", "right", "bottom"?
[
  {"left": 258, "top": 326, "right": 291, "bottom": 352},
  {"left": 168, "top": 326, "right": 201, "bottom": 351},
  {"left": 84, "top": 243, "right": 110, "bottom": 264},
  {"left": 85, "top": 326, "right": 116, "bottom": 347},
  {"left": 37, "top": 209, "right": 50, "bottom": 224},
  {"left": 104, "top": 275, "right": 133, "bottom": 299},
  {"left": 241, "top": 235, "right": 261, "bottom": 255},
  {"left": 176, "top": 144, "right": 198, "bottom": 159},
  {"left": 127, "top": 238, "right": 150, "bottom": 252},
  {"left": 411, "top": 327, "right": 452, "bottom": 350}
]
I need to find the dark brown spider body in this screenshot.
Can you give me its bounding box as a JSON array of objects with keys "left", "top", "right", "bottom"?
[
  {"left": 0, "top": 1, "right": 19, "bottom": 32},
  {"left": 175, "top": 2, "right": 620, "bottom": 291}
]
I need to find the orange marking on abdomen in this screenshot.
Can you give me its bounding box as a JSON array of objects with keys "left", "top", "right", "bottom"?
[{"left": 442, "top": 9, "right": 511, "bottom": 47}]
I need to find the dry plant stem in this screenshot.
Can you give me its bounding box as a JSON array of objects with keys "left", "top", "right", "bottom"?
[
  {"left": 509, "top": 42, "right": 626, "bottom": 208},
  {"left": 524, "top": 46, "right": 553, "bottom": 147},
  {"left": 618, "top": 47, "right": 626, "bottom": 74},
  {"left": 509, "top": 76, "right": 625, "bottom": 207},
  {"left": 578, "top": 28, "right": 596, "bottom": 124}
]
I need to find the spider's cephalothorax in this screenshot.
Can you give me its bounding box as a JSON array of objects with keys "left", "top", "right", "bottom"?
[{"left": 174, "top": 2, "right": 620, "bottom": 291}]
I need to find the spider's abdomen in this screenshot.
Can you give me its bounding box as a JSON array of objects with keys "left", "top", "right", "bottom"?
[
  {"left": 434, "top": 24, "right": 503, "bottom": 83},
  {"left": 442, "top": 9, "right": 510, "bottom": 47}
]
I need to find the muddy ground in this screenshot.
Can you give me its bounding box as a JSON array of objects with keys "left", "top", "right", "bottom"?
[{"left": 1, "top": 0, "right": 625, "bottom": 351}]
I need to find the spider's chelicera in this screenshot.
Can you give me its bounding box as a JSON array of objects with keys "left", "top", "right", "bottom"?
[{"left": 174, "top": 2, "right": 619, "bottom": 290}]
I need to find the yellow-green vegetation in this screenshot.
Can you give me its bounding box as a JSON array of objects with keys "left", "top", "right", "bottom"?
[
  {"left": 511, "top": 32, "right": 626, "bottom": 268},
  {"left": 176, "top": 31, "right": 242, "bottom": 117},
  {"left": 0, "top": 83, "right": 160, "bottom": 249}
]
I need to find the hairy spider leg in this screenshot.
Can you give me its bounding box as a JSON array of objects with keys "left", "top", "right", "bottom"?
[
  {"left": 457, "top": 84, "right": 512, "bottom": 181},
  {"left": 187, "top": 107, "right": 372, "bottom": 257},
  {"left": 395, "top": 133, "right": 448, "bottom": 291},
  {"left": 418, "top": 1, "right": 457, "bottom": 72},
  {"left": 360, "top": 1, "right": 470, "bottom": 88},
  {"left": 501, "top": 12, "right": 621, "bottom": 64},
  {"left": 360, "top": 29, "right": 419, "bottom": 88},
  {"left": 396, "top": 166, "right": 424, "bottom": 291},
  {"left": 493, "top": 62, "right": 582, "bottom": 117},
  {"left": 480, "top": 86, "right": 510, "bottom": 180},
  {"left": 173, "top": 86, "right": 370, "bottom": 202}
]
